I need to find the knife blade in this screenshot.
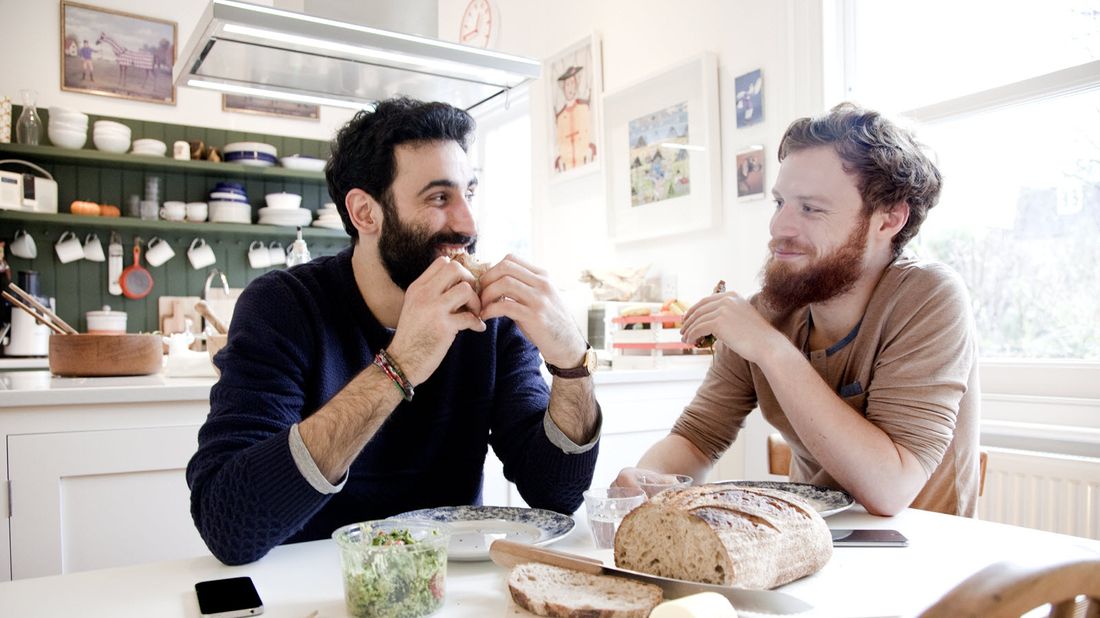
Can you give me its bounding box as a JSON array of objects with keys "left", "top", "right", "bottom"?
[{"left": 489, "top": 539, "right": 813, "bottom": 615}]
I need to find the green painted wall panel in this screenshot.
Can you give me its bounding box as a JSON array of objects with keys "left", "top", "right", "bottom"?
[{"left": 1, "top": 108, "right": 349, "bottom": 338}]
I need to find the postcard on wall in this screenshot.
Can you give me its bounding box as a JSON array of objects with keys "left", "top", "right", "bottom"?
[
  {"left": 628, "top": 102, "right": 692, "bottom": 207},
  {"left": 734, "top": 69, "right": 763, "bottom": 128},
  {"left": 736, "top": 145, "right": 766, "bottom": 201},
  {"left": 60, "top": 1, "right": 176, "bottom": 105},
  {"left": 547, "top": 34, "right": 603, "bottom": 181}
]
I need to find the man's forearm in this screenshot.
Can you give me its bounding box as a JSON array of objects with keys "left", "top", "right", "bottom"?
[
  {"left": 637, "top": 433, "right": 714, "bottom": 482},
  {"left": 297, "top": 364, "right": 405, "bottom": 483},
  {"left": 756, "top": 343, "right": 927, "bottom": 514},
  {"left": 547, "top": 376, "right": 599, "bottom": 444}
]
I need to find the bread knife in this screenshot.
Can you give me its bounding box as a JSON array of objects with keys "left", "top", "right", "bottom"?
[{"left": 490, "top": 539, "right": 813, "bottom": 615}]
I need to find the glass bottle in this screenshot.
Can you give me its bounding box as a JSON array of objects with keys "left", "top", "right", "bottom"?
[
  {"left": 15, "top": 89, "right": 42, "bottom": 146},
  {"left": 286, "top": 226, "right": 311, "bottom": 267}
]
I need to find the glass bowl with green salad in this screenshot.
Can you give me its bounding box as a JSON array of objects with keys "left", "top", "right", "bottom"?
[{"left": 332, "top": 519, "right": 450, "bottom": 618}]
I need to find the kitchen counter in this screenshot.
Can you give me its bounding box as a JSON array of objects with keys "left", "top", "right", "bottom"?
[
  {"left": 0, "top": 364, "right": 707, "bottom": 408},
  {"left": 0, "top": 371, "right": 216, "bottom": 407}
]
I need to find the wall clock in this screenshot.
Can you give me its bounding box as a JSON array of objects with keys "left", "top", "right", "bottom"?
[{"left": 458, "top": 0, "right": 499, "bottom": 49}]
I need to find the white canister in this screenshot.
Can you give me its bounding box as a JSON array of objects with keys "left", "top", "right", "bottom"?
[{"left": 86, "top": 305, "right": 127, "bottom": 334}]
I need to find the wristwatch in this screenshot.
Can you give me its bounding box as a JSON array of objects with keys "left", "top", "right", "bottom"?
[{"left": 545, "top": 344, "right": 597, "bottom": 379}]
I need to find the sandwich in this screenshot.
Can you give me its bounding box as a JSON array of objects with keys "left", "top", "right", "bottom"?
[
  {"left": 453, "top": 253, "right": 490, "bottom": 293},
  {"left": 693, "top": 280, "right": 726, "bottom": 348}
]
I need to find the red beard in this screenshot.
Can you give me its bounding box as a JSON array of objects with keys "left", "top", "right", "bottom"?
[{"left": 760, "top": 214, "right": 871, "bottom": 312}]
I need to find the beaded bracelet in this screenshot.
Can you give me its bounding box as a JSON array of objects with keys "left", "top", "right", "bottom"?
[{"left": 374, "top": 348, "right": 414, "bottom": 402}]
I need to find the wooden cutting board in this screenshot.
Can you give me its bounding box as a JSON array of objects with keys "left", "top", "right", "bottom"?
[{"left": 158, "top": 296, "right": 202, "bottom": 336}]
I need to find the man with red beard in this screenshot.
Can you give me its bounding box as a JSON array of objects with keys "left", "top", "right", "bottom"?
[
  {"left": 616, "top": 103, "right": 980, "bottom": 517},
  {"left": 189, "top": 98, "right": 600, "bottom": 565}
]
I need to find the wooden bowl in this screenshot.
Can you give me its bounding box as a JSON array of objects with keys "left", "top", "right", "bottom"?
[
  {"left": 48, "top": 334, "right": 164, "bottom": 377},
  {"left": 206, "top": 334, "right": 228, "bottom": 375}
]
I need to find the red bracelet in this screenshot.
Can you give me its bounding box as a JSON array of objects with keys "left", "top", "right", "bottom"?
[{"left": 374, "top": 349, "right": 414, "bottom": 401}]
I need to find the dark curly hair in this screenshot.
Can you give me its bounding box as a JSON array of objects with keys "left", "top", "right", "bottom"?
[
  {"left": 777, "top": 102, "right": 942, "bottom": 257},
  {"left": 325, "top": 97, "right": 476, "bottom": 241}
]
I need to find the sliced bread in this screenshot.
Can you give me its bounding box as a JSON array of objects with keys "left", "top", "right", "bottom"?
[
  {"left": 507, "top": 562, "right": 663, "bottom": 618},
  {"left": 614, "top": 484, "right": 832, "bottom": 589}
]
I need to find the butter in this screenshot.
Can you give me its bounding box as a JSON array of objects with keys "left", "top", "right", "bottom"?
[{"left": 650, "top": 592, "right": 738, "bottom": 618}]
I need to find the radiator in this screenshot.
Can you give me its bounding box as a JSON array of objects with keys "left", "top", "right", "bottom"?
[{"left": 978, "top": 447, "right": 1100, "bottom": 540}]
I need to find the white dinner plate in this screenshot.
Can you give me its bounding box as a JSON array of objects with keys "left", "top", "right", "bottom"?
[
  {"left": 711, "top": 480, "right": 856, "bottom": 517},
  {"left": 392, "top": 505, "right": 575, "bottom": 562}
]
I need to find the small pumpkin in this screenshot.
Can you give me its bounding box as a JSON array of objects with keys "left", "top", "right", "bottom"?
[
  {"left": 70, "top": 201, "right": 101, "bottom": 216},
  {"left": 99, "top": 204, "right": 121, "bottom": 217}
]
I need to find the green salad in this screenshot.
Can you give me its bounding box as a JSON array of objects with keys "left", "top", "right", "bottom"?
[{"left": 342, "top": 528, "right": 447, "bottom": 618}]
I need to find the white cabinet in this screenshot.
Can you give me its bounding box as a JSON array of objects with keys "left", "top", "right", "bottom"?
[
  {"left": 0, "top": 375, "right": 214, "bottom": 581},
  {"left": 7, "top": 425, "right": 208, "bottom": 579},
  {"left": 482, "top": 367, "right": 709, "bottom": 507}
]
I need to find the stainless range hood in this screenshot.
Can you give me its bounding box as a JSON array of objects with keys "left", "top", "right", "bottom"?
[{"left": 174, "top": 0, "right": 540, "bottom": 111}]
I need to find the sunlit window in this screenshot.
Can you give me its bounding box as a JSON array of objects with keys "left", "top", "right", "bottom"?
[{"left": 844, "top": 1, "right": 1100, "bottom": 360}]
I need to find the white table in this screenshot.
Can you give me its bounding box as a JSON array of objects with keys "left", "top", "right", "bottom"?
[{"left": 1, "top": 506, "right": 1098, "bottom": 617}]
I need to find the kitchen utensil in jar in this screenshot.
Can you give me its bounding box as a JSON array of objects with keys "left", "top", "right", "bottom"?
[
  {"left": 194, "top": 300, "right": 228, "bottom": 334},
  {"left": 120, "top": 239, "right": 154, "bottom": 299}
]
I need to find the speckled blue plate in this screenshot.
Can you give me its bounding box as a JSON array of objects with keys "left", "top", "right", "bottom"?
[
  {"left": 392, "top": 506, "right": 575, "bottom": 562},
  {"left": 711, "top": 480, "right": 855, "bottom": 517}
]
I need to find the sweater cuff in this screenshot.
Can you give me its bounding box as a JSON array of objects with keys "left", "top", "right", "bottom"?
[
  {"left": 542, "top": 403, "right": 602, "bottom": 454},
  {"left": 289, "top": 423, "right": 347, "bottom": 494}
]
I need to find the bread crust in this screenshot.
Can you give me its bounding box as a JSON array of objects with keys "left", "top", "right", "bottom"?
[
  {"left": 613, "top": 484, "right": 832, "bottom": 589},
  {"left": 507, "top": 563, "right": 662, "bottom": 618}
]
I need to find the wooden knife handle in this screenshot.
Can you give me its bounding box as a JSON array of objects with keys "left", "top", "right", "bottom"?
[
  {"left": 489, "top": 540, "right": 605, "bottom": 574},
  {"left": 194, "top": 300, "right": 228, "bottom": 335}
]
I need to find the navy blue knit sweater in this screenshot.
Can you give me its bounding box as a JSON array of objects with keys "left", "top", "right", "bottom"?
[{"left": 186, "top": 248, "right": 598, "bottom": 565}]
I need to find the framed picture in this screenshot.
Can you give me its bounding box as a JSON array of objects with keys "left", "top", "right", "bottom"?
[
  {"left": 736, "top": 145, "right": 766, "bottom": 201},
  {"left": 734, "top": 69, "right": 763, "bottom": 128},
  {"left": 547, "top": 34, "right": 603, "bottom": 181},
  {"left": 60, "top": 1, "right": 176, "bottom": 105},
  {"left": 603, "top": 53, "right": 721, "bottom": 243},
  {"left": 222, "top": 95, "right": 320, "bottom": 121}
]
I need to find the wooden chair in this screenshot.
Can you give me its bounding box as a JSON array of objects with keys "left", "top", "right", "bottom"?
[
  {"left": 918, "top": 553, "right": 1100, "bottom": 618},
  {"left": 766, "top": 432, "right": 989, "bottom": 496}
]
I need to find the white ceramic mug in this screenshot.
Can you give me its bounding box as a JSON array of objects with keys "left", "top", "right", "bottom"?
[
  {"left": 10, "top": 229, "right": 37, "bottom": 259},
  {"left": 185, "top": 201, "right": 208, "bottom": 223},
  {"left": 247, "top": 240, "right": 271, "bottom": 269},
  {"left": 160, "top": 201, "right": 185, "bottom": 221},
  {"left": 55, "top": 231, "right": 85, "bottom": 264},
  {"left": 83, "top": 232, "right": 105, "bottom": 262},
  {"left": 145, "top": 236, "right": 176, "bottom": 267},
  {"left": 173, "top": 140, "right": 190, "bottom": 160},
  {"left": 267, "top": 241, "right": 286, "bottom": 266},
  {"left": 188, "top": 238, "right": 216, "bottom": 270}
]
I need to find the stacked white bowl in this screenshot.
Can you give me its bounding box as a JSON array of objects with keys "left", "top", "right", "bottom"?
[
  {"left": 259, "top": 192, "right": 310, "bottom": 227},
  {"left": 92, "top": 120, "right": 132, "bottom": 154},
  {"left": 131, "top": 138, "right": 167, "bottom": 156},
  {"left": 208, "top": 181, "right": 251, "bottom": 224},
  {"left": 48, "top": 107, "right": 89, "bottom": 149},
  {"left": 312, "top": 203, "right": 343, "bottom": 229},
  {"left": 224, "top": 141, "right": 278, "bottom": 167}
]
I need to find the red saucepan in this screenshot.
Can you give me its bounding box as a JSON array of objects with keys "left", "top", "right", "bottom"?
[{"left": 120, "top": 238, "right": 154, "bottom": 300}]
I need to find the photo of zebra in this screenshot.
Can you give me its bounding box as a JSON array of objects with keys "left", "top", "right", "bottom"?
[{"left": 61, "top": 2, "right": 176, "bottom": 105}]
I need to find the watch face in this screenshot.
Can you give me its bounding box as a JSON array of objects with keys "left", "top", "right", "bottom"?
[{"left": 459, "top": 0, "right": 494, "bottom": 48}]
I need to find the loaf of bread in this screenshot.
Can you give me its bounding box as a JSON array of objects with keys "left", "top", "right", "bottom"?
[
  {"left": 613, "top": 484, "right": 832, "bottom": 589},
  {"left": 507, "top": 563, "right": 663, "bottom": 618}
]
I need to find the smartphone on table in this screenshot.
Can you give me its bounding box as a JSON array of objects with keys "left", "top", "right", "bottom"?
[
  {"left": 195, "top": 576, "right": 264, "bottom": 617},
  {"left": 831, "top": 529, "right": 909, "bottom": 547}
]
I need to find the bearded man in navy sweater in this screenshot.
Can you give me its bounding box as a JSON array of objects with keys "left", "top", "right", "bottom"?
[{"left": 187, "top": 97, "right": 601, "bottom": 565}]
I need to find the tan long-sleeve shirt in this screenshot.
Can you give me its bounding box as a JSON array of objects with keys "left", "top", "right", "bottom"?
[{"left": 672, "top": 256, "right": 981, "bottom": 516}]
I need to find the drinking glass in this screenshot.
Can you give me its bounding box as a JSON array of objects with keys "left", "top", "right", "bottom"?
[{"left": 583, "top": 487, "right": 646, "bottom": 549}]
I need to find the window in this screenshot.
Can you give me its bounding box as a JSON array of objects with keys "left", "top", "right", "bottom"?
[
  {"left": 469, "top": 92, "right": 533, "bottom": 264},
  {"left": 840, "top": 1, "right": 1100, "bottom": 360}
]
